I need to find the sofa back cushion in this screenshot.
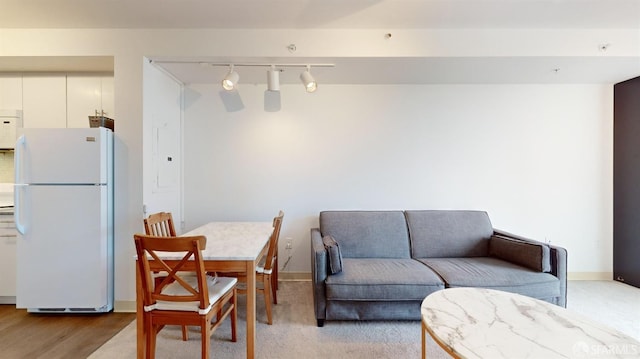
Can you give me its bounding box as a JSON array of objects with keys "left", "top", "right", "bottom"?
[
  {"left": 405, "top": 210, "right": 493, "bottom": 258},
  {"left": 319, "top": 211, "right": 411, "bottom": 258}
]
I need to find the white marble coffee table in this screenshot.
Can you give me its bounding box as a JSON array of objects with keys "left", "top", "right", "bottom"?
[{"left": 421, "top": 288, "right": 640, "bottom": 359}]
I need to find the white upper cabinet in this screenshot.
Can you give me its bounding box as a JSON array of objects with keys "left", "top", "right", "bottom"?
[
  {"left": 22, "top": 75, "right": 67, "bottom": 128},
  {"left": 0, "top": 75, "right": 23, "bottom": 110},
  {"left": 101, "top": 76, "right": 114, "bottom": 118},
  {"left": 67, "top": 76, "right": 101, "bottom": 128},
  {"left": 67, "top": 75, "right": 114, "bottom": 128}
]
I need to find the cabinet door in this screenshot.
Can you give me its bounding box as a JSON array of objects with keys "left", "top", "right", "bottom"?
[
  {"left": 0, "top": 75, "right": 23, "bottom": 110},
  {"left": 101, "top": 76, "right": 114, "bottom": 118},
  {"left": 0, "top": 216, "right": 17, "bottom": 301},
  {"left": 23, "top": 75, "right": 67, "bottom": 128},
  {"left": 67, "top": 76, "right": 102, "bottom": 128}
]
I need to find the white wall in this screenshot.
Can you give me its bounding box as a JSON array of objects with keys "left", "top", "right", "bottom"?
[
  {"left": 183, "top": 83, "right": 613, "bottom": 275},
  {"left": 0, "top": 27, "right": 632, "bottom": 306}
]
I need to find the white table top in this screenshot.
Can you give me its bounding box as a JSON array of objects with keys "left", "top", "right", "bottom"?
[
  {"left": 171, "top": 221, "right": 273, "bottom": 261},
  {"left": 421, "top": 288, "right": 640, "bottom": 359}
]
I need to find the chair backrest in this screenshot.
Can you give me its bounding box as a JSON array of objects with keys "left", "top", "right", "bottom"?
[
  {"left": 134, "top": 233, "right": 210, "bottom": 311},
  {"left": 144, "top": 212, "right": 177, "bottom": 237},
  {"left": 262, "top": 210, "right": 284, "bottom": 272}
]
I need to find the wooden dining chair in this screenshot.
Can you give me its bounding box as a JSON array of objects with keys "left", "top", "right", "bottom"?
[
  {"left": 134, "top": 234, "right": 237, "bottom": 359},
  {"left": 143, "top": 211, "right": 189, "bottom": 340},
  {"left": 144, "top": 212, "right": 177, "bottom": 237},
  {"left": 262, "top": 210, "right": 284, "bottom": 308},
  {"left": 220, "top": 210, "right": 284, "bottom": 325}
]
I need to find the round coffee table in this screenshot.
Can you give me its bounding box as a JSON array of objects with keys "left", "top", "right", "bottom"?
[{"left": 421, "top": 288, "right": 639, "bottom": 358}]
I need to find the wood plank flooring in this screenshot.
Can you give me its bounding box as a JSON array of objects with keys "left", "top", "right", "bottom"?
[{"left": 0, "top": 305, "right": 135, "bottom": 359}]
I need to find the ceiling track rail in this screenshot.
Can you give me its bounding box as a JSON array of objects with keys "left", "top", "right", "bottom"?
[{"left": 149, "top": 60, "right": 335, "bottom": 69}]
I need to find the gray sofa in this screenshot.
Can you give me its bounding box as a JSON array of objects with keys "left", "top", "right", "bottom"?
[{"left": 311, "top": 210, "right": 567, "bottom": 327}]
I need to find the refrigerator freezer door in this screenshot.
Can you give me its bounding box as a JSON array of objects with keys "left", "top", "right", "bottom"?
[
  {"left": 16, "top": 185, "right": 112, "bottom": 311},
  {"left": 16, "top": 128, "right": 111, "bottom": 185}
]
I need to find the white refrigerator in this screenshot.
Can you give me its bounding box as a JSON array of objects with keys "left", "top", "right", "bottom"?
[{"left": 14, "top": 128, "right": 113, "bottom": 313}]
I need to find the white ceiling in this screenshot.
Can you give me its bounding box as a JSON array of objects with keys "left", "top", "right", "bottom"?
[
  {"left": 1, "top": 0, "right": 639, "bottom": 85},
  {"left": 1, "top": 0, "right": 639, "bottom": 29}
]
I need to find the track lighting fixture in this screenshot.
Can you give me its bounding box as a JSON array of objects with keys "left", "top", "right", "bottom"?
[
  {"left": 151, "top": 60, "right": 334, "bottom": 93},
  {"left": 267, "top": 65, "right": 280, "bottom": 92},
  {"left": 300, "top": 66, "right": 317, "bottom": 93},
  {"left": 222, "top": 65, "right": 239, "bottom": 91}
]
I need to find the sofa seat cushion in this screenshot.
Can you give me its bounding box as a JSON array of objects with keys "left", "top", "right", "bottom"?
[
  {"left": 325, "top": 258, "right": 444, "bottom": 301},
  {"left": 417, "top": 257, "right": 560, "bottom": 300}
]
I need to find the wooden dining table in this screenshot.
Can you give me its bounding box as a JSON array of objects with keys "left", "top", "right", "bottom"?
[{"left": 135, "top": 221, "right": 274, "bottom": 359}]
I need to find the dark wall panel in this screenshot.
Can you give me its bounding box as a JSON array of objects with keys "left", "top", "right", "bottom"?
[{"left": 614, "top": 76, "right": 640, "bottom": 288}]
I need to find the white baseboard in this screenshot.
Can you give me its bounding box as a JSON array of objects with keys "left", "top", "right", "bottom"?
[
  {"left": 0, "top": 296, "right": 16, "bottom": 305},
  {"left": 279, "top": 271, "right": 311, "bottom": 281},
  {"left": 114, "top": 301, "right": 136, "bottom": 313},
  {"left": 567, "top": 272, "right": 613, "bottom": 280}
]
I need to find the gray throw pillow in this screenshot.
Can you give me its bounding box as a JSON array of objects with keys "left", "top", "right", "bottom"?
[
  {"left": 322, "top": 235, "right": 343, "bottom": 274},
  {"left": 489, "top": 235, "right": 551, "bottom": 272}
]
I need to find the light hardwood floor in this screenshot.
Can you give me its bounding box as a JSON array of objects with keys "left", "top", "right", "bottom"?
[{"left": 0, "top": 305, "right": 135, "bottom": 359}]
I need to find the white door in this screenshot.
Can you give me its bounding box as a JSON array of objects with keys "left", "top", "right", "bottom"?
[
  {"left": 143, "top": 60, "right": 182, "bottom": 231},
  {"left": 16, "top": 128, "right": 110, "bottom": 185},
  {"left": 16, "top": 185, "right": 109, "bottom": 310}
]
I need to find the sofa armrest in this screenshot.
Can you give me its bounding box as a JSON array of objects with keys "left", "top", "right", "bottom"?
[
  {"left": 493, "top": 229, "right": 567, "bottom": 307},
  {"left": 545, "top": 243, "right": 567, "bottom": 307},
  {"left": 311, "top": 228, "right": 328, "bottom": 325}
]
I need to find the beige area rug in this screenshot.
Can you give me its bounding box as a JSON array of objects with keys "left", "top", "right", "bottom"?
[
  {"left": 89, "top": 280, "right": 446, "bottom": 359},
  {"left": 90, "top": 280, "right": 640, "bottom": 359}
]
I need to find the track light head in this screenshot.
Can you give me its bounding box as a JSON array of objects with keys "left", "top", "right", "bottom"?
[
  {"left": 267, "top": 66, "right": 280, "bottom": 92},
  {"left": 300, "top": 66, "right": 317, "bottom": 93},
  {"left": 222, "top": 65, "right": 239, "bottom": 91}
]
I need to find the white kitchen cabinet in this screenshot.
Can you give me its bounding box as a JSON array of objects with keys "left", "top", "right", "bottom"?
[
  {"left": 0, "top": 75, "right": 22, "bottom": 110},
  {"left": 67, "top": 75, "right": 115, "bottom": 128},
  {"left": 101, "top": 76, "right": 114, "bottom": 118},
  {"left": 67, "top": 76, "right": 101, "bottom": 128},
  {"left": 0, "top": 214, "right": 17, "bottom": 304},
  {"left": 22, "top": 75, "right": 67, "bottom": 128}
]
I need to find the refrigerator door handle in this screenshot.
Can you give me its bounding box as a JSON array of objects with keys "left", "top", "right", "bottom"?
[
  {"left": 15, "top": 135, "right": 26, "bottom": 235},
  {"left": 15, "top": 185, "right": 25, "bottom": 235}
]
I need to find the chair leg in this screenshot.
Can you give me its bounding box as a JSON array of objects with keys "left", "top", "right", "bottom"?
[
  {"left": 275, "top": 256, "right": 279, "bottom": 290},
  {"left": 146, "top": 318, "right": 156, "bottom": 359},
  {"left": 271, "top": 272, "right": 278, "bottom": 304},
  {"left": 201, "top": 317, "right": 211, "bottom": 359},
  {"left": 263, "top": 274, "right": 273, "bottom": 325},
  {"left": 181, "top": 325, "right": 188, "bottom": 341},
  {"left": 231, "top": 288, "right": 238, "bottom": 342}
]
